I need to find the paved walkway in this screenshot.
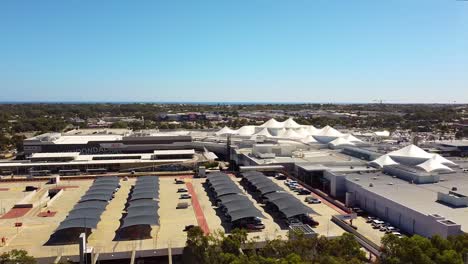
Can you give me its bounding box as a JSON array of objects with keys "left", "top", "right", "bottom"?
[
  {"left": 0, "top": 208, "right": 31, "bottom": 219},
  {"left": 185, "top": 182, "right": 210, "bottom": 235}
]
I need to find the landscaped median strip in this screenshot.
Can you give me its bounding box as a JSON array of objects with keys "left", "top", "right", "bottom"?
[{"left": 185, "top": 181, "right": 210, "bottom": 235}]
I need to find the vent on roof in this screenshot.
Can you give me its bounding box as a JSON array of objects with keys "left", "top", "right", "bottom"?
[
  {"left": 369, "top": 183, "right": 373, "bottom": 187},
  {"left": 452, "top": 187, "right": 458, "bottom": 191},
  {"left": 388, "top": 182, "right": 394, "bottom": 185},
  {"left": 372, "top": 177, "right": 377, "bottom": 180},
  {"left": 354, "top": 178, "right": 360, "bottom": 181}
]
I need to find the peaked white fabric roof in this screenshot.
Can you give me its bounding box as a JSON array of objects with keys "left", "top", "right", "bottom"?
[
  {"left": 342, "top": 134, "right": 363, "bottom": 143},
  {"left": 319, "top": 125, "right": 343, "bottom": 137},
  {"left": 295, "top": 127, "right": 309, "bottom": 137},
  {"left": 305, "top": 125, "right": 320, "bottom": 135},
  {"left": 417, "top": 157, "right": 453, "bottom": 172},
  {"left": 431, "top": 154, "right": 456, "bottom": 165},
  {"left": 254, "top": 128, "right": 272, "bottom": 137},
  {"left": 282, "top": 129, "right": 301, "bottom": 139},
  {"left": 234, "top": 126, "right": 256, "bottom": 136},
  {"left": 369, "top": 155, "right": 398, "bottom": 168},
  {"left": 328, "top": 137, "right": 354, "bottom": 147},
  {"left": 215, "top": 126, "right": 235, "bottom": 136},
  {"left": 301, "top": 135, "right": 318, "bottom": 143},
  {"left": 274, "top": 128, "right": 287, "bottom": 137},
  {"left": 388, "top": 144, "right": 433, "bottom": 159},
  {"left": 281, "top": 118, "right": 301, "bottom": 128},
  {"left": 260, "top": 118, "right": 283, "bottom": 128}
]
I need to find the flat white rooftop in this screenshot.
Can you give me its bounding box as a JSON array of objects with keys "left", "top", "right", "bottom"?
[{"left": 153, "top": 149, "right": 195, "bottom": 155}]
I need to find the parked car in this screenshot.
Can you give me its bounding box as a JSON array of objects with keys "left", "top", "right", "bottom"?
[
  {"left": 175, "top": 179, "right": 185, "bottom": 184},
  {"left": 391, "top": 231, "right": 404, "bottom": 238},
  {"left": 352, "top": 207, "right": 365, "bottom": 216},
  {"left": 366, "top": 216, "right": 375, "bottom": 223},
  {"left": 385, "top": 226, "right": 399, "bottom": 233},
  {"left": 177, "top": 188, "right": 188, "bottom": 193},
  {"left": 297, "top": 189, "right": 311, "bottom": 195},
  {"left": 275, "top": 173, "right": 287, "bottom": 180},
  {"left": 180, "top": 194, "right": 192, "bottom": 199},
  {"left": 305, "top": 196, "right": 321, "bottom": 204},
  {"left": 176, "top": 202, "right": 189, "bottom": 209}
]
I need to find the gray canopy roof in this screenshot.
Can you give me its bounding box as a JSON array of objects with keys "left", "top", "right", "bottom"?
[
  {"left": 127, "top": 206, "right": 158, "bottom": 218},
  {"left": 56, "top": 217, "right": 101, "bottom": 231},
  {"left": 281, "top": 206, "right": 315, "bottom": 218},
  {"left": 127, "top": 199, "right": 158, "bottom": 209},
  {"left": 217, "top": 194, "right": 248, "bottom": 204},
  {"left": 256, "top": 185, "right": 283, "bottom": 195},
  {"left": 264, "top": 192, "right": 317, "bottom": 218},
  {"left": 130, "top": 191, "right": 158, "bottom": 201},
  {"left": 73, "top": 200, "right": 108, "bottom": 210},
  {"left": 79, "top": 192, "right": 113, "bottom": 203},
  {"left": 248, "top": 177, "right": 272, "bottom": 185},
  {"left": 210, "top": 180, "right": 237, "bottom": 189},
  {"left": 121, "top": 215, "right": 159, "bottom": 229},
  {"left": 66, "top": 208, "right": 103, "bottom": 220},
  {"left": 214, "top": 186, "right": 242, "bottom": 197},
  {"left": 207, "top": 177, "right": 232, "bottom": 186},
  {"left": 229, "top": 207, "right": 264, "bottom": 222},
  {"left": 242, "top": 171, "right": 264, "bottom": 178}
]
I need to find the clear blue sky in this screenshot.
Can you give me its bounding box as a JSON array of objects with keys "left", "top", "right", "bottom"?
[{"left": 1, "top": 0, "right": 467, "bottom": 103}]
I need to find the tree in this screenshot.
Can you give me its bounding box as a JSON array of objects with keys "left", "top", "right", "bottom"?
[
  {"left": 380, "top": 234, "right": 465, "bottom": 264},
  {"left": 0, "top": 249, "right": 36, "bottom": 264}
]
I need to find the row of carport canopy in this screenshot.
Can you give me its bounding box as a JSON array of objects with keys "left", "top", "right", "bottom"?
[
  {"left": 206, "top": 172, "right": 264, "bottom": 222},
  {"left": 119, "top": 176, "right": 159, "bottom": 231},
  {"left": 242, "top": 171, "right": 316, "bottom": 218},
  {"left": 56, "top": 177, "right": 120, "bottom": 232}
]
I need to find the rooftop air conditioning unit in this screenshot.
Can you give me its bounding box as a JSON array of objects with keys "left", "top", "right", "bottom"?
[
  {"left": 354, "top": 178, "right": 360, "bottom": 181},
  {"left": 388, "top": 182, "right": 394, "bottom": 185}
]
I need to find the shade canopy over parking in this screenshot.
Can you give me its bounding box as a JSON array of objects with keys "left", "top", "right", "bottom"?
[
  {"left": 264, "top": 191, "right": 317, "bottom": 218},
  {"left": 229, "top": 207, "right": 264, "bottom": 222},
  {"left": 206, "top": 172, "right": 243, "bottom": 197},
  {"left": 206, "top": 172, "right": 264, "bottom": 222},
  {"left": 54, "top": 177, "right": 120, "bottom": 236},
  {"left": 79, "top": 192, "right": 114, "bottom": 203},
  {"left": 73, "top": 200, "right": 108, "bottom": 210},
  {"left": 121, "top": 215, "right": 159, "bottom": 229},
  {"left": 56, "top": 217, "right": 101, "bottom": 231},
  {"left": 242, "top": 171, "right": 284, "bottom": 195},
  {"left": 117, "top": 176, "right": 160, "bottom": 239}
]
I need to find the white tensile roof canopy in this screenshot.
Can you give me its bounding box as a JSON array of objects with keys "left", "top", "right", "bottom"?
[
  {"left": 282, "top": 129, "right": 301, "bottom": 139},
  {"left": 328, "top": 137, "right": 354, "bottom": 147},
  {"left": 215, "top": 126, "right": 235, "bottom": 136},
  {"left": 305, "top": 125, "right": 320, "bottom": 135},
  {"left": 369, "top": 155, "right": 398, "bottom": 168},
  {"left": 260, "top": 118, "right": 283, "bottom": 128},
  {"left": 430, "top": 154, "right": 456, "bottom": 165},
  {"left": 417, "top": 157, "right": 453, "bottom": 172},
  {"left": 342, "top": 134, "right": 363, "bottom": 143},
  {"left": 234, "top": 125, "right": 256, "bottom": 136},
  {"left": 319, "top": 125, "right": 343, "bottom": 137},
  {"left": 254, "top": 128, "right": 272, "bottom": 137},
  {"left": 301, "top": 135, "right": 318, "bottom": 143},
  {"left": 281, "top": 118, "right": 302, "bottom": 128},
  {"left": 388, "top": 144, "right": 434, "bottom": 159}
]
